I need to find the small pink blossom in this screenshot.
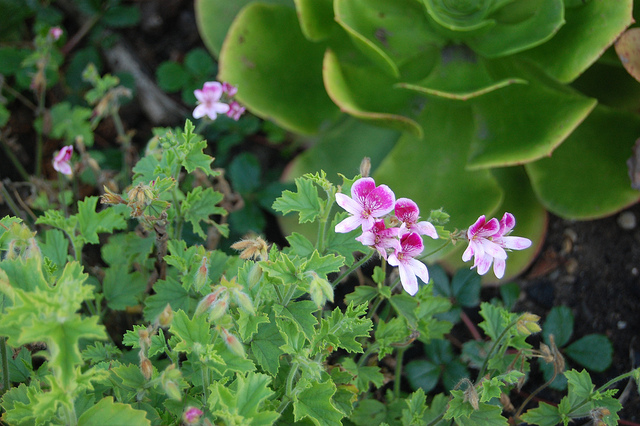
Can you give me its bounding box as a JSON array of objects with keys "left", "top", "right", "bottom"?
[
  {"left": 183, "top": 406, "right": 203, "bottom": 424},
  {"left": 49, "top": 27, "right": 63, "bottom": 41},
  {"left": 394, "top": 198, "right": 439, "bottom": 239},
  {"left": 356, "top": 220, "right": 401, "bottom": 259},
  {"left": 335, "top": 177, "right": 396, "bottom": 233},
  {"left": 193, "top": 81, "right": 230, "bottom": 120},
  {"left": 388, "top": 232, "right": 429, "bottom": 296},
  {"left": 53, "top": 145, "right": 73, "bottom": 175},
  {"left": 222, "top": 82, "right": 238, "bottom": 97},
  {"left": 226, "top": 101, "right": 245, "bottom": 121},
  {"left": 462, "top": 212, "right": 531, "bottom": 279}
]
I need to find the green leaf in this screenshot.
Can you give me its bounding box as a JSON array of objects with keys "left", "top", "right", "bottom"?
[
  {"left": 285, "top": 232, "right": 316, "bottom": 257},
  {"left": 478, "top": 302, "right": 510, "bottom": 342},
  {"left": 143, "top": 276, "right": 192, "bottom": 321},
  {"left": 564, "top": 334, "right": 613, "bottom": 372},
  {"left": 237, "top": 310, "right": 269, "bottom": 341},
  {"left": 389, "top": 293, "right": 419, "bottom": 327},
  {"left": 324, "top": 213, "right": 368, "bottom": 264},
  {"left": 323, "top": 49, "right": 422, "bottom": 137},
  {"left": 78, "top": 396, "right": 150, "bottom": 425},
  {"left": 228, "top": 152, "right": 262, "bottom": 193},
  {"left": 185, "top": 48, "right": 216, "bottom": 77},
  {"left": 305, "top": 250, "right": 345, "bottom": 278},
  {"left": 340, "top": 357, "right": 384, "bottom": 392},
  {"left": 273, "top": 301, "right": 318, "bottom": 342},
  {"left": 543, "top": 306, "right": 574, "bottom": 348},
  {"left": 344, "top": 285, "right": 379, "bottom": 305},
  {"left": 218, "top": 3, "right": 339, "bottom": 134},
  {"left": 349, "top": 399, "right": 387, "bottom": 425},
  {"left": 209, "top": 372, "right": 279, "bottom": 424},
  {"left": 77, "top": 197, "right": 128, "bottom": 245},
  {"left": 102, "top": 5, "right": 140, "bottom": 27},
  {"left": 182, "top": 136, "right": 216, "bottom": 177},
  {"left": 517, "top": 0, "right": 633, "bottom": 83},
  {"left": 182, "top": 186, "right": 227, "bottom": 239},
  {"left": 102, "top": 267, "right": 146, "bottom": 311},
  {"left": 316, "top": 303, "right": 372, "bottom": 354},
  {"left": 450, "top": 268, "right": 481, "bottom": 307},
  {"left": 405, "top": 360, "right": 440, "bottom": 393},
  {"left": 170, "top": 310, "right": 212, "bottom": 353},
  {"left": 293, "top": 380, "right": 344, "bottom": 426},
  {"left": 39, "top": 229, "right": 69, "bottom": 269},
  {"left": 526, "top": 105, "right": 640, "bottom": 219},
  {"left": 272, "top": 177, "right": 321, "bottom": 223},
  {"left": 251, "top": 312, "right": 285, "bottom": 376},
  {"left": 295, "top": 0, "right": 334, "bottom": 41},
  {"left": 445, "top": 390, "right": 508, "bottom": 425},
  {"left": 156, "top": 61, "right": 188, "bottom": 92},
  {"left": 520, "top": 402, "right": 562, "bottom": 426},
  {"left": 49, "top": 102, "right": 94, "bottom": 146}
]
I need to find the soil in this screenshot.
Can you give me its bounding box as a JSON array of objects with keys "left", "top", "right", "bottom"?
[{"left": 2, "top": 0, "right": 640, "bottom": 424}]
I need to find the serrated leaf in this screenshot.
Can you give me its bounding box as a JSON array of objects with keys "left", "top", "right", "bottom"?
[
  {"left": 405, "top": 360, "right": 439, "bottom": 393},
  {"left": 182, "top": 139, "right": 216, "bottom": 176},
  {"left": 344, "top": 285, "right": 379, "bottom": 305},
  {"left": 182, "top": 186, "right": 227, "bottom": 239},
  {"left": 209, "top": 372, "right": 279, "bottom": 424},
  {"left": 237, "top": 310, "right": 269, "bottom": 341},
  {"left": 565, "top": 335, "right": 613, "bottom": 372},
  {"left": 317, "top": 303, "right": 372, "bottom": 354},
  {"left": 77, "top": 197, "right": 127, "bottom": 244},
  {"left": 285, "top": 232, "right": 316, "bottom": 257},
  {"left": 103, "top": 267, "right": 146, "bottom": 310},
  {"left": 305, "top": 250, "right": 345, "bottom": 278},
  {"left": 273, "top": 301, "right": 318, "bottom": 342},
  {"left": 251, "top": 312, "right": 285, "bottom": 376},
  {"left": 478, "top": 302, "right": 509, "bottom": 341},
  {"left": 450, "top": 268, "right": 481, "bottom": 308},
  {"left": 170, "top": 310, "right": 212, "bottom": 353},
  {"left": 293, "top": 381, "right": 344, "bottom": 426},
  {"left": 39, "top": 229, "right": 69, "bottom": 270},
  {"left": 520, "top": 402, "right": 562, "bottom": 426},
  {"left": 340, "top": 357, "right": 384, "bottom": 392},
  {"left": 272, "top": 177, "right": 321, "bottom": 223},
  {"left": 77, "top": 396, "right": 150, "bottom": 426},
  {"left": 143, "top": 276, "right": 192, "bottom": 322},
  {"left": 324, "top": 212, "right": 367, "bottom": 264}
]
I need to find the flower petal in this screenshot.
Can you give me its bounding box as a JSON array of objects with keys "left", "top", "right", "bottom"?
[
  {"left": 415, "top": 221, "right": 438, "bottom": 239},
  {"left": 499, "top": 236, "right": 532, "bottom": 251},
  {"left": 398, "top": 263, "right": 419, "bottom": 296},
  {"left": 335, "top": 215, "right": 362, "bottom": 233},
  {"left": 493, "top": 258, "right": 506, "bottom": 279},
  {"left": 394, "top": 198, "right": 419, "bottom": 223},
  {"left": 367, "top": 184, "right": 395, "bottom": 217},
  {"left": 351, "top": 177, "right": 376, "bottom": 201},
  {"left": 335, "top": 193, "right": 363, "bottom": 216},
  {"left": 406, "top": 258, "right": 429, "bottom": 285}
]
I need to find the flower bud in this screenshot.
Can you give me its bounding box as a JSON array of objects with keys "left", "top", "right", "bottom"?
[
  {"left": 207, "top": 293, "right": 229, "bottom": 322},
  {"left": 100, "top": 186, "right": 126, "bottom": 205},
  {"left": 517, "top": 313, "right": 541, "bottom": 336},
  {"left": 233, "top": 289, "right": 255, "bottom": 315},
  {"left": 221, "top": 328, "right": 245, "bottom": 357},
  {"left": 247, "top": 263, "right": 263, "bottom": 288},
  {"left": 140, "top": 357, "right": 153, "bottom": 380},
  {"left": 230, "top": 237, "right": 269, "bottom": 260},
  {"left": 359, "top": 157, "right": 371, "bottom": 178},
  {"left": 195, "top": 288, "right": 225, "bottom": 316},
  {"left": 158, "top": 304, "right": 173, "bottom": 328},
  {"left": 308, "top": 272, "right": 334, "bottom": 308},
  {"left": 161, "top": 364, "right": 182, "bottom": 401},
  {"left": 183, "top": 407, "right": 204, "bottom": 424},
  {"left": 193, "top": 256, "right": 209, "bottom": 292},
  {"left": 163, "top": 380, "right": 182, "bottom": 401}
]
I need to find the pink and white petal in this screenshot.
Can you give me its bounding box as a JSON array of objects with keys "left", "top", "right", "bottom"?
[
  {"left": 355, "top": 231, "right": 376, "bottom": 246},
  {"left": 493, "top": 258, "right": 506, "bottom": 279},
  {"left": 395, "top": 198, "right": 419, "bottom": 223},
  {"left": 335, "top": 193, "right": 363, "bottom": 216},
  {"left": 387, "top": 253, "right": 400, "bottom": 267},
  {"left": 478, "top": 239, "right": 507, "bottom": 259},
  {"left": 335, "top": 215, "right": 363, "bottom": 233},
  {"left": 407, "top": 258, "right": 429, "bottom": 285},
  {"left": 416, "top": 221, "right": 439, "bottom": 239},
  {"left": 214, "top": 102, "right": 231, "bottom": 114},
  {"left": 499, "top": 236, "right": 532, "bottom": 250},
  {"left": 351, "top": 177, "right": 376, "bottom": 200},
  {"left": 361, "top": 216, "right": 376, "bottom": 232},
  {"left": 400, "top": 233, "right": 424, "bottom": 257},
  {"left": 194, "top": 89, "right": 206, "bottom": 103},
  {"left": 193, "top": 105, "right": 207, "bottom": 119},
  {"left": 203, "top": 81, "right": 223, "bottom": 97},
  {"left": 475, "top": 253, "right": 493, "bottom": 276},
  {"left": 467, "top": 215, "right": 487, "bottom": 238},
  {"left": 368, "top": 185, "right": 396, "bottom": 217},
  {"left": 478, "top": 218, "right": 501, "bottom": 237},
  {"left": 398, "top": 263, "right": 419, "bottom": 296},
  {"left": 499, "top": 212, "right": 516, "bottom": 234},
  {"left": 462, "top": 243, "right": 475, "bottom": 262}
]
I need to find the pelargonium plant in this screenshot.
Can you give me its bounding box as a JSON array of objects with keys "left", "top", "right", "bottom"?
[
  {"left": 0, "top": 117, "right": 637, "bottom": 425},
  {"left": 195, "top": 0, "right": 640, "bottom": 281}
]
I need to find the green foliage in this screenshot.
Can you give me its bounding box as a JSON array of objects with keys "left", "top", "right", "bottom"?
[{"left": 156, "top": 48, "right": 217, "bottom": 103}]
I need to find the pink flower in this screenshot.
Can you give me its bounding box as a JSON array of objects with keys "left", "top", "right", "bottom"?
[
  {"left": 462, "top": 212, "right": 531, "bottom": 279},
  {"left": 53, "top": 145, "right": 73, "bottom": 175},
  {"left": 193, "top": 82, "right": 230, "bottom": 120},
  {"left": 394, "top": 198, "right": 439, "bottom": 239},
  {"left": 222, "top": 82, "right": 238, "bottom": 97},
  {"left": 183, "top": 406, "right": 203, "bottom": 424},
  {"left": 226, "top": 101, "right": 245, "bottom": 121},
  {"left": 49, "top": 27, "right": 63, "bottom": 41},
  {"left": 388, "top": 232, "right": 429, "bottom": 296},
  {"left": 356, "top": 220, "right": 401, "bottom": 259},
  {"left": 335, "top": 177, "right": 396, "bottom": 233}
]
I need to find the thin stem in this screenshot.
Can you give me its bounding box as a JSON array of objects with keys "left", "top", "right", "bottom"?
[
  {"left": 331, "top": 250, "right": 374, "bottom": 286},
  {"left": 460, "top": 311, "right": 482, "bottom": 341},
  {"left": 1, "top": 337, "right": 9, "bottom": 397},
  {"left": 34, "top": 88, "right": 46, "bottom": 177},
  {"left": 394, "top": 346, "right": 407, "bottom": 398},
  {"left": 0, "top": 138, "right": 31, "bottom": 181},
  {"left": 357, "top": 344, "right": 378, "bottom": 368},
  {"left": 201, "top": 362, "right": 210, "bottom": 406},
  {"left": 0, "top": 184, "right": 25, "bottom": 220},
  {"left": 418, "top": 239, "right": 452, "bottom": 261},
  {"left": 514, "top": 361, "right": 558, "bottom": 420},
  {"left": 477, "top": 319, "right": 518, "bottom": 379},
  {"left": 277, "top": 363, "right": 300, "bottom": 413},
  {"left": 316, "top": 196, "right": 335, "bottom": 254}
]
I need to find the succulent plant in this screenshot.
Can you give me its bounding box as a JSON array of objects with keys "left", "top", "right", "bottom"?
[{"left": 196, "top": 0, "right": 640, "bottom": 280}]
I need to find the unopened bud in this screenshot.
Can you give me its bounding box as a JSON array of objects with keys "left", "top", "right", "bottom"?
[
  {"left": 464, "top": 384, "right": 479, "bottom": 410},
  {"left": 158, "top": 304, "right": 173, "bottom": 327},
  {"left": 517, "top": 313, "right": 541, "bottom": 336},
  {"left": 138, "top": 328, "right": 151, "bottom": 351},
  {"left": 194, "top": 256, "right": 209, "bottom": 292},
  {"left": 233, "top": 290, "right": 255, "bottom": 315},
  {"left": 140, "top": 357, "right": 153, "bottom": 380},
  {"left": 221, "top": 328, "right": 245, "bottom": 357},
  {"left": 164, "top": 380, "right": 182, "bottom": 401},
  {"left": 100, "top": 186, "right": 126, "bottom": 205},
  {"left": 359, "top": 157, "right": 371, "bottom": 177},
  {"left": 247, "top": 263, "right": 263, "bottom": 288},
  {"left": 195, "top": 288, "right": 225, "bottom": 316},
  {"left": 308, "top": 272, "right": 334, "bottom": 308},
  {"left": 183, "top": 407, "right": 204, "bottom": 424},
  {"left": 161, "top": 364, "right": 182, "bottom": 400},
  {"left": 208, "top": 293, "right": 229, "bottom": 322}
]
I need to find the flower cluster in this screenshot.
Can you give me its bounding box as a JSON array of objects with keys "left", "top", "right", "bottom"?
[
  {"left": 193, "top": 81, "right": 245, "bottom": 121},
  {"left": 335, "top": 177, "right": 531, "bottom": 296},
  {"left": 335, "top": 177, "right": 438, "bottom": 296}
]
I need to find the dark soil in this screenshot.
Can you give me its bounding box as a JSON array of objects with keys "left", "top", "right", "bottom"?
[{"left": 2, "top": 0, "right": 640, "bottom": 424}]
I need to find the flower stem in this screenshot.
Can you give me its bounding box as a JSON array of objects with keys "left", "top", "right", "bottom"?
[
  {"left": 418, "top": 239, "right": 452, "bottom": 261},
  {"left": 0, "top": 137, "right": 30, "bottom": 181},
  {"left": 477, "top": 319, "right": 518, "bottom": 379},
  {"left": 331, "top": 250, "right": 374, "bottom": 287},
  {"left": 394, "top": 346, "right": 407, "bottom": 398},
  {"left": 0, "top": 337, "right": 10, "bottom": 398}
]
